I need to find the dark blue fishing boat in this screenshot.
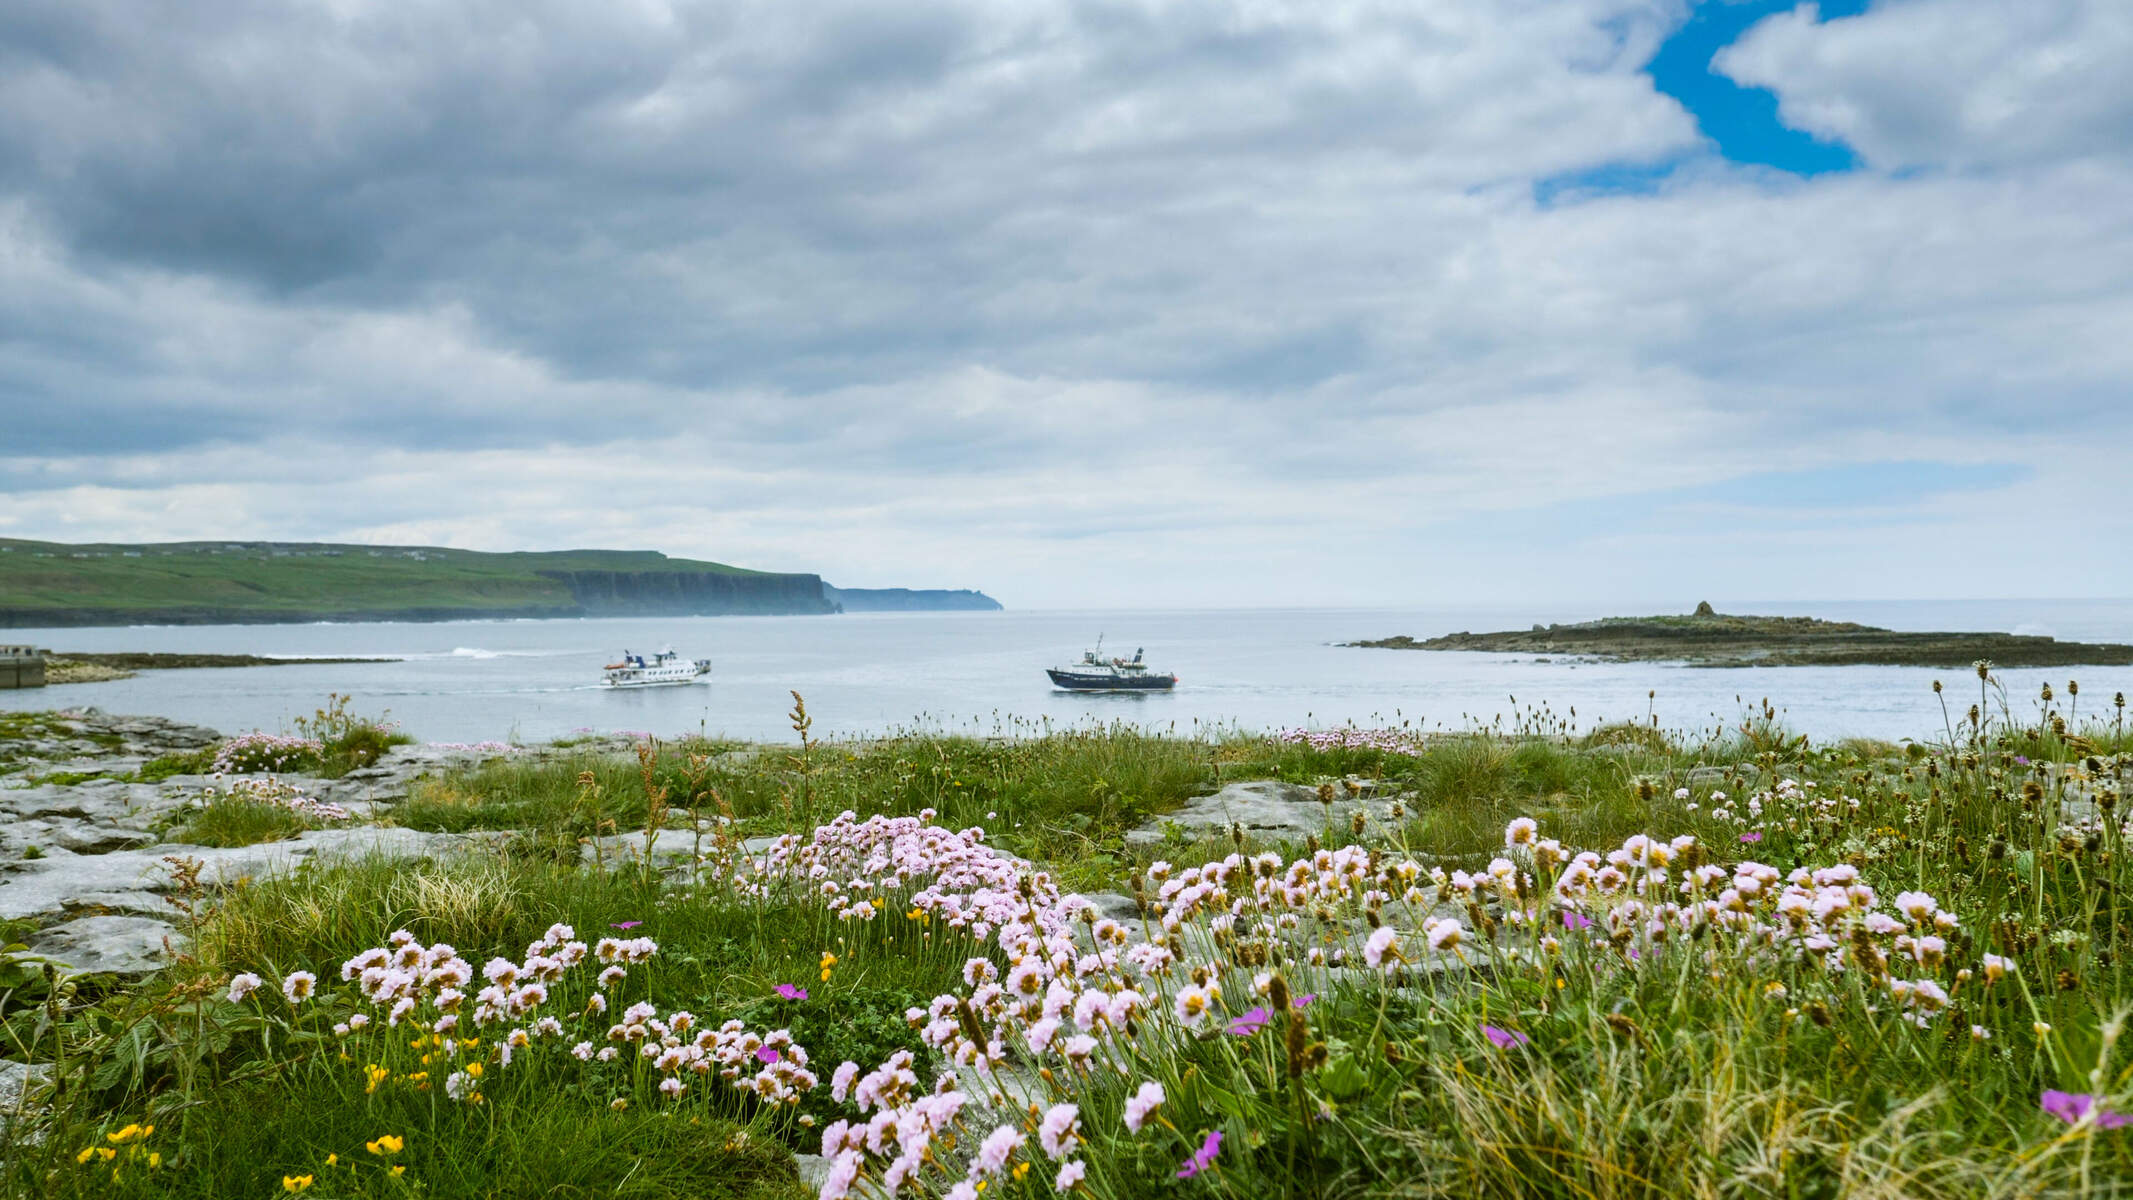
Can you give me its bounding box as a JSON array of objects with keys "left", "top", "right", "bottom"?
[{"left": 1046, "top": 637, "right": 1177, "bottom": 691}]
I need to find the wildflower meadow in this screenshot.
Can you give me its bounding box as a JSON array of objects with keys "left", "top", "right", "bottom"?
[{"left": 4, "top": 676, "right": 2131, "bottom": 1198}]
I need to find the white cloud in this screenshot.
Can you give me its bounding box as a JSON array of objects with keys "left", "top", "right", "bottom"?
[{"left": 1717, "top": 0, "right": 2133, "bottom": 171}]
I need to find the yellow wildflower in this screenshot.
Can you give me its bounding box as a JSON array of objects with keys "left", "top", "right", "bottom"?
[
  {"left": 465, "top": 1061, "right": 484, "bottom": 1078},
  {"left": 75, "top": 1148, "right": 95, "bottom": 1165},
  {"left": 364, "top": 1064, "right": 390, "bottom": 1094},
  {"left": 366, "top": 1134, "right": 406, "bottom": 1155},
  {"left": 283, "top": 1174, "right": 314, "bottom": 1192}
]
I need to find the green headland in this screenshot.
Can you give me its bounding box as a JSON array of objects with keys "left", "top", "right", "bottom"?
[{"left": 0, "top": 539, "right": 998, "bottom": 627}]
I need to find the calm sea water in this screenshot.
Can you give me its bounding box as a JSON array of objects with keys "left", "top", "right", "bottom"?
[{"left": 5, "top": 601, "right": 2132, "bottom": 745}]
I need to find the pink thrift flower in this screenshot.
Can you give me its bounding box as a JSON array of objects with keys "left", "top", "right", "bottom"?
[
  {"left": 1124, "top": 1081, "right": 1165, "bottom": 1134},
  {"left": 1177, "top": 1130, "right": 1223, "bottom": 1178},
  {"left": 2041, "top": 1090, "right": 2133, "bottom": 1128},
  {"left": 974, "top": 1124, "right": 1025, "bottom": 1176}
]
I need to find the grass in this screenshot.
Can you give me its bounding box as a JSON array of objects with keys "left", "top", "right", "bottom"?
[
  {"left": 134, "top": 749, "right": 215, "bottom": 782},
  {"left": 167, "top": 792, "right": 321, "bottom": 848},
  {"left": 8, "top": 681, "right": 2133, "bottom": 1199},
  {"left": 396, "top": 711, "right": 1212, "bottom": 888}
]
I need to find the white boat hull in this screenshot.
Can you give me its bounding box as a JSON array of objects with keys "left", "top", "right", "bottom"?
[{"left": 602, "top": 672, "right": 706, "bottom": 688}]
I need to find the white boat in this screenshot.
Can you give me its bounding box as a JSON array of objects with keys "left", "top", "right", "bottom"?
[{"left": 602, "top": 648, "right": 711, "bottom": 688}]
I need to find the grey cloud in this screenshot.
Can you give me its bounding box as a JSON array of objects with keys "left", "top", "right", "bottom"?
[{"left": 0, "top": 0, "right": 1697, "bottom": 417}]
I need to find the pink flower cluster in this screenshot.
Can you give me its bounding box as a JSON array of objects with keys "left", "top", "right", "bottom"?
[
  {"left": 1273, "top": 726, "right": 1428, "bottom": 757},
  {"left": 198, "top": 776, "right": 351, "bottom": 822},
  {"left": 211, "top": 731, "right": 323, "bottom": 774},
  {"left": 283, "top": 924, "right": 813, "bottom": 1111},
  {"left": 741, "top": 810, "right": 1072, "bottom": 938}
]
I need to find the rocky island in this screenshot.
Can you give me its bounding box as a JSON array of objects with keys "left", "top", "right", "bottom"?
[{"left": 1350, "top": 602, "right": 2133, "bottom": 668}]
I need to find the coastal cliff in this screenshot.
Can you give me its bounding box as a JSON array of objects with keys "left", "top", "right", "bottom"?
[
  {"left": 825, "top": 587, "right": 1002, "bottom": 612},
  {"left": 540, "top": 569, "right": 833, "bottom": 616}
]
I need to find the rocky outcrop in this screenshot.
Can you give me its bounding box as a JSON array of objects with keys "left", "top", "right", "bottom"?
[{"left": 0, "top": 710, "right": 494, "bottom": 978}]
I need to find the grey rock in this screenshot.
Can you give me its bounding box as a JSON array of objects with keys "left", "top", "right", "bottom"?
[
  {"left": 0, "top": 826, "right": 470, "bottom": 921},
  {"left": 1, "top": 1059, "right": 51, "bottom": 1142},
  {"left": 55, "top": 890, "right": 171, "bottom": 916},
  {"left": 1, "top": 1060, "right": 50, "bottom": 1112},
  {"left": 1073, "top": 890, "right": 1143, "bottom": 923},
  {"left": 1125, "top": 779, "right": 1399, "bottom": 848},
  {"left": 27, "top": 915, "right": 187, "bottom": 977},
  {"left": 793, "top": 1153, "right": 831, "bottom": 1188}
]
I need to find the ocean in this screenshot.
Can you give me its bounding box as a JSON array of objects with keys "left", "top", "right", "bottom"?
[{"left": 5, "top": 600, "right": 2132, "bottom": 746}]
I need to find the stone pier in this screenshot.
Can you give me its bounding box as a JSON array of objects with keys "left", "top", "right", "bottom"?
[{"left": 0, "top": 646, "right": 45, "bottom": 689}]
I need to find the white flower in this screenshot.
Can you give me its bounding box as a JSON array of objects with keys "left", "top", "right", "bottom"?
[
  {"left": 1363, "top": 926, "right": 1402, "bottom": 970},
  {"left": 1124, "top": 1081, "right": 1165, "bottom": 1134},
  {"left": 1174, "top": 986, "right": 1212, "bottom": 1027},
  {"left": 281, "top": 971, "right": 317, "bottom": 1004},
  {"left": 227, "top": 972, "right": 263, "bottom": 1003},
  {"left": 1505, "top": 817, "right": 1537, "bottom": 846},
  {"left": 1424, "top": 917, "right": 1464, "bottom": 951},
  {"left": 1038, "top": 1103, "right": 1081, "bottom": 1159},
  {"left": 1055, "top": 1160, "right": 1087, "bottom": 1192}
]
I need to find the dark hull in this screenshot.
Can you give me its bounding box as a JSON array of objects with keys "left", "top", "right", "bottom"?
[{"left": 1047, "top": 668, "right": 1176, "bottom": 691}]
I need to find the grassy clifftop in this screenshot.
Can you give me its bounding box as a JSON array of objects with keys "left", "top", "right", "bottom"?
[{"left": 0, "top": 539, "right": 831, "bottom": 626}]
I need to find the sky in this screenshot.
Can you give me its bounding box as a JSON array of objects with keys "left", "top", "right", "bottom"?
[{"left": 1, "top": 0, "right": 2129, "bottom": 610}]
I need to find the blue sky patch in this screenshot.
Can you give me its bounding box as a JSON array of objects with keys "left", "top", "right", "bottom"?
[
  {"left": 1649, "top": 0, "right": 1867, "bottom": 174},
  {"left": 1538, "top": 0, "right": 1868, "bottom": 205}
]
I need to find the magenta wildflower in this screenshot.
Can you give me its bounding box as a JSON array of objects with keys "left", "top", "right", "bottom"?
[
  {"left": 2041, "top": 1090, "right": 2133, "bottom": 1128},
  {"left": 1226, "top": 1006, "right": 1271, "bottom": 1036},
  {"left": 1480, "top": 1024, "right": 1530, "bottom": 1050},
  {"left": 1561, "top": 910, "right": 1593, "bottom": 931},
  {"left": 775, "top": 984, "right": 809, "bottom": 1000},
  {"left": 1177, "top": 1130, "right": 1223, "bottom": 1178},
  {"left": 1293, "top": 993, "right": 1315, "bottom": 1010},
  {"left": 611, "top": 921, "right": 643, "bottom": 930},
  {"left": 755, "top": 1046, "right": 781, "bottom": 1064},
  {"left": 1739, "top": 832, "right": 1763, "bottom": 844}
]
